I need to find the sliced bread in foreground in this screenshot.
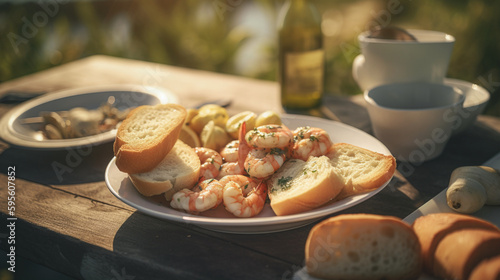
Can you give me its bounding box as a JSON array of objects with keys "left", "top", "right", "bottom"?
[
  {"left": 305, "top": 214, "right": 422, "bottom": 280},
  {"left": 411, "top": 213, "right": 499, "bottom": 273},
  {"left": 327, "top": 142, "right": 396, "bottom": 198},
  {"left": 267, "top": 156, "right": 344, "bottom": 216},
  {"left": 114, "top": 103, "right": 187, "bottom": 173},
  {"left": 129, "top": 140, "right": 200, "bottom": 197},
  {"left": 433, "top": 228, "right": 500, "bottom": 280},
  {"left": 469, "top": 255, "right": 500, "bottom": 280}
]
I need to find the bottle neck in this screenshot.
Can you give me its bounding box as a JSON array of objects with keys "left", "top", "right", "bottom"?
[
  {"left": 290, "top": 0, "right": 307, "bottom": 9},
  {"left": 279, "top": 0, "right": 320, "bottom": 26}
]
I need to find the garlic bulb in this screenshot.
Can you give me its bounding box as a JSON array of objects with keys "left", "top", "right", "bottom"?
[{"left": 446, "top": 166, "right": 500, "bottom": 214}]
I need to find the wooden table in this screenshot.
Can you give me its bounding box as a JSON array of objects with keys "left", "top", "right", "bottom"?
[{"left": 1, "top": 55, "right": 499, "bottom": 280}]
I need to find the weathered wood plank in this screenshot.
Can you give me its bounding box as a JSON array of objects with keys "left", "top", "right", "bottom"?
[
  {"left": 0, "top": 55, "right": 282, "bottom": 115},
  {"left": 0, "top": 176, "right": 295, "bottom": 280}
]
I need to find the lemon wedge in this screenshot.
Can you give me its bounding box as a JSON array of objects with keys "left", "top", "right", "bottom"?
[
  {"left": 226, "top": 111, "right": 257, "bottom": 139},
  {"left": 201, "top": 120, "right": 231, "bottom": 151},
  {"left": 190, "top": 105, "right": 229, "bottom": 134},
  {"left": 255, "top": 110, "right": 282, "bottom": 127},
  {"left": 185, "top": 108, "right": 199, "bottom": 126},
  {"left": 179, "top": 124, "right": 201, "bottom": 148}
]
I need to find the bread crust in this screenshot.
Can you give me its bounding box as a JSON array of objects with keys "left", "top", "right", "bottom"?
[
  {"left": 305, "top": 214, "right": 422, "bottom": 280},
  {"left": 433, "top": 229, "right": 500, "bottom": 280},
  {"left": 412, "top": 213, "right": 499, "bottom": 273},
  {"left": 469, "top": 255, "right": 500, "bottom": 280},
  {"left": 113, "top": 104, "right": 186, "bottom": 173}
]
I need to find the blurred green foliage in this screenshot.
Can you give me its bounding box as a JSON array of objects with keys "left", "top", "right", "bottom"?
[{"left": 0, "top": 0, "right": 498, "bottom": 116}]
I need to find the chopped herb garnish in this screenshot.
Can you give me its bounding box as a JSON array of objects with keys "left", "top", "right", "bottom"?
[
  {"left": 270, "top": 148, "right": 285, "bottom": 155},
  {"left": 275, "top": 176, "right": 293, "bottom": 192},
  {"left": 298, "top": 130, "right": 305, "bottom": 139}
]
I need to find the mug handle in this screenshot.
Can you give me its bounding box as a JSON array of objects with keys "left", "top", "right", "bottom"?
[{"left": 352, "top": 54, "right": 367, "bottom": 91}]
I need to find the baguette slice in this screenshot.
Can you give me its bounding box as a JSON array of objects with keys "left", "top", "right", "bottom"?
[
  {"left": 412, "top": 213, "right": 499, "bottom": 273},
  {"left": 469, "top": 255, "right": 500, "bottom": 280},
  {"left": 114, "top": 104, "right": 187, "bottom": 174},
  {"left": 267, "top": 156, "right": 344, "bottom": 216},
  {"left": 129, "top": 140, "right": 200, "bottom": 197},
  {"left": 305, "top": 214, "right": 422, "bottom": 280},
  {"left": 327, "top": 143, "right": 396, "bottom": 198},
  {"left": 433, "top": 229, "right": 500, "bottom": 280}
]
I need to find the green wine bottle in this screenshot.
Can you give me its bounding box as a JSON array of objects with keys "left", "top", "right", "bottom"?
[{"left": 278, "top": 0, "right": 324, "bottom": 110}]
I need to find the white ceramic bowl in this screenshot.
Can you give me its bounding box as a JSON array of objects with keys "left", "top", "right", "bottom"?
[
  {"left": 365, "top": 82, "right": 464, "bottom": 163},
  {"left": 444, "top": 78, "right": 490, "bottom": 134},
  {"left": 353, "top": 29, "right": 455, "bottom": 91}
]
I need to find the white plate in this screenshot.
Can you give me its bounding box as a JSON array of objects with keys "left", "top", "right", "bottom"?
[
  {"left": 0, "top": 85, "right": 177, "bottom": 150},
  {"left": 105, "top": 114, "right": 394, "bottom": 234}
]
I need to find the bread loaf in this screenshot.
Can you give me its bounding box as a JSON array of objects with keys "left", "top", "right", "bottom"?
[
  {"left": 327, "top": 143, "right": 396, "bottom": 198},
  {"left": 129, "top": 140, "right": 200, "bottom": 197},
  {"left": 267, "top": 156, "right": 343, "bottom": 216},
  {"left": 305, "top": 214, "right": 422, "bottom": 280},
  {"left": 433, "top": 229, "right": 500, "bottom": 280},
  {"left": 114, "top": 104, "right": 187, "bottom": 173},
  {"left": 412, "top": 212, "right": 499, "bottom": 273}
]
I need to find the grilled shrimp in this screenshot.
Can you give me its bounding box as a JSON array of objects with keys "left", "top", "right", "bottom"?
[
  {"left": 244, "top": 148, "right": 286, "bottom": 179},
  {"left": 238, "top": 122, "right": 286, "bottom": 179},
  {"left": 222, "top": 178, "right": 267, "bottom": 218},
  {"left": 217, "top": 162, "right": 245, "bottom": 179},
  {"left": 194, "top": 147, "right": 223, "bottom": 181},
  {"left": 292, "top": 126, "right": 333, "bottom": 161},
  {"left": 170, "top": 179, "right": 224, "bottom": 213},
  {"left": 219, "top": 140, "right": 239, "bottom": 163},
  {"left": 245, "top": 124, "right": 293, "bottom": 149}
]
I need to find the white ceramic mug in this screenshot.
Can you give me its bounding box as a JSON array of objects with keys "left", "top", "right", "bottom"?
[
  {"left": 353, "top": 29, "right": 455, "bottom": 91},
  {"left": 364, "top": 82, "right": 464, "bottom": 163}
]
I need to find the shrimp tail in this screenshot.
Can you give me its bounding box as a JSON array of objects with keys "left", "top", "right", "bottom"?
[
  {"left": 254, "top": 180, "right": 268, "bottom": 195},
  {"left": 238, "top": 121, "right": 251, "bottom": 171}
]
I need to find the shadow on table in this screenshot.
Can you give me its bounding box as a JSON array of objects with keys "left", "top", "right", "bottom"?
[
  {"left": 0, "top": 251, "right": 76, "bottom": 280},
  {"left": 394, "top": 117, "right": 500, "bottom": 204},
  {"left": 112, "top": 211, "right": 298, "bottom": 280},
  {"left": 0, "top": 141, "right": 114, "bottom": 185},
  {"left": 283, "top": 95, "right": 372, "bottom": 133},
  {"left": 323, "top": 95, "right": 372, "bottom": 132}
]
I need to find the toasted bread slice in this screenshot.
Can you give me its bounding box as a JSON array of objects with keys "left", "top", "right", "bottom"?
[
  {"left": 327, "top": 143, "right": 396, "bottom": 197},
  {"left": 114, "top": 104, "right": 187, "bottom": 173},
  {"left": 412, "top": 213, "right": 499, "bottom": 273},
  {"left": 305, "top": 214, "right": 422, "bottom": 280},
  {"left": 129, "top": 140, "right": 200, "bottom": 197},
  {"left": 433, "top": 229, "right": 500, "bottom": 280},
  {"left": 469, "top": 255, "right": 500, "bottom": 280},
  {"left": 267, "top": 156, "right": 344, "bottom": 216}
]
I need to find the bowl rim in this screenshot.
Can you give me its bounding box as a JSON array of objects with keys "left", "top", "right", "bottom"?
[
  {"left": 364, "top": 81, "right": 465, "bottom": 112},
  {"left": 444, "top": 78, "right": 490, "bottom": 108},
  {"left": 359, "top": 28, "right": 455, "bottom": 44}
]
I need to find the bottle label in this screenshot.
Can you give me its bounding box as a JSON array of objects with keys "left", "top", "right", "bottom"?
[{"left": 284, "top": 49, "right": 324, "bottom": 93}]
